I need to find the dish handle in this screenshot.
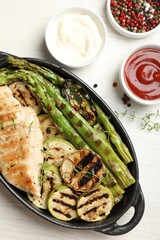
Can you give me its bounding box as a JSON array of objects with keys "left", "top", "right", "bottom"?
[{"left": 96, "top": 184, "right": 145, "bottom": 236}]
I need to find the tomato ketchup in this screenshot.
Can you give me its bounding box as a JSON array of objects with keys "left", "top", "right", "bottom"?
[{"left": 124, "top": 48, "right": 160, "bottom": 100}]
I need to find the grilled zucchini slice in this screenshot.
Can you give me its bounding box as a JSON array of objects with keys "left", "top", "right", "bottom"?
[
  {"left": 77, "top": 185, "right": 114, "bottom": 222},
  {"left": 38, "top": 114, "right": 65, "bottom": 140},
  {"left": 43, "top": 137, "right": 76, "bottom": 167},
  {"left": 47, "top": 185, "right": 78, "bottom": 221},
  {"left": 9, "top": 82, "right": 42, "bottom": 115},
  {"left": 27, "top": 164, "right": 62, "bottom": 209},
  {"left": 60, "top": 149, "right": 105, "bottom": 192}
]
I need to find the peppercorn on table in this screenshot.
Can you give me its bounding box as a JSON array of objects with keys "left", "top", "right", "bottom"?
[{"left": 0, "top": 0, "right": 160, "bottom": 240}]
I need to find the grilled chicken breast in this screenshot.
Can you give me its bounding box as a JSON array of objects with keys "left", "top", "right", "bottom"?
[{"left": 0, "top": 86, "right": 44, "bottom": 197}]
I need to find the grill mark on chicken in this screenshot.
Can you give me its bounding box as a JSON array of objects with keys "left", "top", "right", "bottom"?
[
  {"left": 0, "top": 111, "right": 17, "bottom": 122},
  {"left": 0, "top": 125, "right": 18, "bottom": 136},
  {"left": 0, "top": 137, "right": 19, "bottom": 149},
  {"left": 2, "top": 147, "right": 27, "bottom": 165},
  {"left": 7, "top": 164, "right": 27, "bottom": 178}
]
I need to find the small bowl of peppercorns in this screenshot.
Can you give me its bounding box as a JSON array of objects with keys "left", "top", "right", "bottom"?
[{"left": 106, "top": 0, "right": 160, "bottom": 38}]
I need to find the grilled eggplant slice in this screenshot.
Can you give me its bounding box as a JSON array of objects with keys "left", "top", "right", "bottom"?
[
  {"left": 9, "top": 82, "right": 42, "bottom": 115},
  {"left": 38, "top": 114, "right": 65, "bottom": 140},
  {"left": 60, "top": 149, "right": 105, "bottom": 192},
  {"left": 47, "top": 185, "right": 78, "bottom": 221},
  {"left": 77, "top": 185, "right": 114, "bottom": 222},
  {"left": 27, "top": 163, "right": 62, "bottom": 209},
  {"left": 43, "top": 138, "right": 76, "bottom": 167},
  {"left": 61, "top": 80, "right": 97, "bottom": 126}
]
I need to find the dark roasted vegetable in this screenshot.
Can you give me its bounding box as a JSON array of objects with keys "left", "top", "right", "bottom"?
[
  {"left": 61, "top": 80, "right": 97, "bottom": 126},
  {"left": 60, "top": 149, "right": 105, "bottom": 192}
]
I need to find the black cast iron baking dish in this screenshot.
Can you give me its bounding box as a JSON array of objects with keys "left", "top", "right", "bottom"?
[{"left": 0, "top": 51, "right": 145, "bottom": 236}]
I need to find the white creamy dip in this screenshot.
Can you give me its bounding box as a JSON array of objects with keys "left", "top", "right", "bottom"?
[{"left": 52, "top": 13, "right": 102, "bottom": 65}]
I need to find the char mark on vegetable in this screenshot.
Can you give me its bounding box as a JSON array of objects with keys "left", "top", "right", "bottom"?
[
  {"left": 78, "top": 192, "right": 109, "bottom": 210},
  {"left": 52, "top": 199, "right": 76, "bottom": 210},
  {"left": 52, "top": 208, "right": 72, "bottom": 219}
]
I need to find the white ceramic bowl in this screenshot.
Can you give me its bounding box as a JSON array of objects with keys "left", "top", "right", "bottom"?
[
  {"left": 45, "top": 7, "right": 107, "bottom": 68},
  {"left": 106, "top": 0, "right": 160, "bottom": 39},
  {"left": 119, "top": 44, "right": 160, "bottom": 105}
]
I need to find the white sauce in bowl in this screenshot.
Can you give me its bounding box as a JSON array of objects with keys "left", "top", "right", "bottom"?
[{"left": 52, "top": 13, "right": 102, "bottom": 65}]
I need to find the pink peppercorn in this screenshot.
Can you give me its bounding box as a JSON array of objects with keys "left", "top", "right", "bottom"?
[
  {"left": 110, "top": 0, "right": 160, "bottom": 33},
  {"left": 113, "top": 82, "right": 118, "bottom": 87}
]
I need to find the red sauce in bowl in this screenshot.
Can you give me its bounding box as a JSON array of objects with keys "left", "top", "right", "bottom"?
[{"left": 124, "top": 48, "right": 160, "bottom": 100}]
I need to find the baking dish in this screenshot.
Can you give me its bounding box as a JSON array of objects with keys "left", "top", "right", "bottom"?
[{"left": 0, "top": 51, "right": 145, "bottom": 236}]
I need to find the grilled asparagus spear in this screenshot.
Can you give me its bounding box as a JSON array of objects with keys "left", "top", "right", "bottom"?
[
  {"left": 0, "top": 69, "right": 135, "bottom": 189},
  {"left": 0, "top": 57, "right": 137, "bottom": 221},
  {"left": 0, "top": 71, "right": 90, "bottom": 150},
  {"left": 102, "top": 167, "right": 124, "bottom": 204},
  {"left": 7, "top": 56, "right": 64, "bottom": 85},
  {"left": 46, "top": 85, "right": 135, "bottom": 189},
  {"left": 6, "top": 57, "right": 133, "bottom": 163},
  {"left": 94, "top": 103, "right": 133, "bottom": 164},
  {"left": 61, "top": 79, "right": 133, "bottom": 164}
]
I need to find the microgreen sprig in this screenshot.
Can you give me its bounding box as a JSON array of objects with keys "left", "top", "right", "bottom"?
[
  {"left": 115, "top": 109, "right": 160, "bottom": 132},
  {"left": 0, "top": 121, "right": 4, "bottom": 129}
]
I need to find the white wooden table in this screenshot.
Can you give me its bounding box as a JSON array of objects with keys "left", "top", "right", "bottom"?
[{"left": 0, "top": 0, "right": 160, "bottom": 239}]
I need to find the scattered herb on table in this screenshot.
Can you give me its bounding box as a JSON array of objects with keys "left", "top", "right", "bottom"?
[{"left": 115, "top": 109, "right": 160, "bottom": 132}]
